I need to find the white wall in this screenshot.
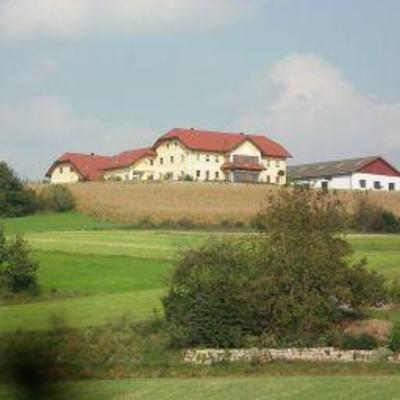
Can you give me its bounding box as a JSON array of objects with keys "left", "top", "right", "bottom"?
[
  {"left": 50, "top": 162, "right": 80, "bottom": 183},
  {"left": 295, "top": 173, "right": 400, "bottom": 191}
]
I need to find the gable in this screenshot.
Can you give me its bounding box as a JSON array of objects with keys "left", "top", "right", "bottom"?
[{"left": 359, "top": 158, "right": 400, "bottom": 177}]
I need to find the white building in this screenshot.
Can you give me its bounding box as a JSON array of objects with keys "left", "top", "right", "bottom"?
[
  {"left": 288, "top": 156, "right": 400, "bottom": 191},
  {"left": 46, "top": 128, "right": 292, "bottom": 185}
]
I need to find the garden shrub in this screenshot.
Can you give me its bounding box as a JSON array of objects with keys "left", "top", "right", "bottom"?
[
  {"left": 37, "top": 185, "right": 76, "bottom": 212},
  {"left": 388, "top": 327, "right": 400, "bottom": 352},
  {"left": 163, "top": 188, "right": 388, "bottom": 348},
  {"left": 0, "top": 162, "right": 37, "bottom": 217},
  {"left": 351, "top": 196, "right": 400, "bottom": 233},
  {"left": 339, "top": 334, "right": 378, "bottom": 350}
]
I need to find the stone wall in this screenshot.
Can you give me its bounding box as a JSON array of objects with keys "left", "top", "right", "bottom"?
[{"left": 184, "top": 347, "right": 400, "bottom": 365}]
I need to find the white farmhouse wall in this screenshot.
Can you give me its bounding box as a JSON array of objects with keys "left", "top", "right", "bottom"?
[
  {"left": 50, "top": 163, "right": 80, "bottom": 183},
  {"left": 351, "top": 173, "right": 400, "bottom": 191},
  {"left": 103, "top": 157, "right": 154, "bottom": 181},
  {"left": 296, "top": 173, "right": 400, "bottom": 191}
]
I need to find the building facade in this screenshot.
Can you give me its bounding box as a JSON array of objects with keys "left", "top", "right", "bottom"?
[
  {"left": 46, "top": 128, "right": 292, "bottom": 185},
  {"left": 288, "top": 156, "right": 400, "bottom": 191}
]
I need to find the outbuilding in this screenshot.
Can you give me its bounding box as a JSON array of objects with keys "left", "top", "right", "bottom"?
[{"left": 288, "top": 156, "right": 400, "bottom": 191}]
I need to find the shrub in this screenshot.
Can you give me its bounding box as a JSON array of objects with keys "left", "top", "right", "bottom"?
[
  {"left": 351, "top": 196, "right": 400, "bottom": 233},
  {"left": 388, "top": 327, "right": 400, "bottom": 352},
  {"left": 37, "top": 185, "right": 75, "bottom": 212},
  {"left": 0, "top": 231, "right": 38, "bottom": 294},
  {"left": 339, "top": 334, "right": 378, "bottom": 350},
  {"left": 0, "top": 161, "right": 37, "bottom": 217},
  {"left": 163, "top": 188, "right": 388, "bottom": 348}
]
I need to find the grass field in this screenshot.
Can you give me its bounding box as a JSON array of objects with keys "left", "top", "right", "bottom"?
[
  {"left": 0, "top": 213, "right": 400, "bottom": 332},
  {"left": 1, "top": 212, "right": 400, "bottom": 399},
  {"left": 2, "top": 376, "right": 400, "bottom": 400}
]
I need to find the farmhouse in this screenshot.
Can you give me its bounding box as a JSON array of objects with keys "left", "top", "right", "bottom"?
[
  {"left": 46, "top": 128, "right": 292, "bottom": 184},
  {"left": 288, "top": 156, "right": 400, "bottom": 191}
]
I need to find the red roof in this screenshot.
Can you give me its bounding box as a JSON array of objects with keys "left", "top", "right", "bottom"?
[
  {"left": 102, "top": 148, "right": 156, "bottom": 171},
  {"left": 154, "top": 128, "right": 291, "bottom": 158},
  {"left": 45, "top": 153, "right": 112, "bottom": 181}
]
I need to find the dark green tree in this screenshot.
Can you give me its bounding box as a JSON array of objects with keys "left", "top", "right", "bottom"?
[
  {"left": 0, "top": 162, "right": 37, "bottom": 217},
  {"left": 0, "top": 232, "right": 38, "bottom": 293}
]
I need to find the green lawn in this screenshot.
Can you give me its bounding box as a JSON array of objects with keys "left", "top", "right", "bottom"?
[
  {"left": 2, "top": 377, "right": 400, "bottom": 400},
  {"left": 0, "top": 213, "right": 399, "bottom": 333}
]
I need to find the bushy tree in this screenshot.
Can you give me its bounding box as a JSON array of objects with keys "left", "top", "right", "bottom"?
[
  {"left": 37, "top": 185, "right": 76, "bottom": 212},
  {"left": 0, "top": 229, "right": 38, "bottom": 294},
  {"left": 0, "top": 162, "right": 37, "bottom": 217},
  {"left": 163, "top": 188, "right": 387, "bottom": 348}
]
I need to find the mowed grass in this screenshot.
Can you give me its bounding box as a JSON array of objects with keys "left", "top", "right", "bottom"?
[
  {"left": 2, "top": 377, "right": 400, "bottom": 400},
  {"left": 0, "top": 213, "right": 399, "bottom": 333}
]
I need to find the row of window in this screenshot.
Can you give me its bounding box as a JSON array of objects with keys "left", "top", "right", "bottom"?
[
  {"left": 59, "top": 166, "right": 72, "bottom": 174},
  {"left": 359, "top": 179, "right": 396, "bottom": 191}
]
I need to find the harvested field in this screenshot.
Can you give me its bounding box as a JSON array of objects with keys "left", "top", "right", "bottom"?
[{"left": 45, "top": 182, "right": 400, "bottom": 225}]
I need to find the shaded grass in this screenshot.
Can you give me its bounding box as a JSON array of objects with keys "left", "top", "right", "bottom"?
[
  {"left": 2, "top": 376, "right": 400, "bottom": 400},
  {"left": 0, "top": 212, "right": 118, "bottom": 234},
  {"left": 0, "top": 289, "right": 163, "bottom": 332}
]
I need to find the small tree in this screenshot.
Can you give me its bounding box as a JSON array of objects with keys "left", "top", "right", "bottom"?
[
  {"left": 0, "top": 231, "right": 38, "bottom": 294},
  {"left": 0, "top": 162, "right": 37, "bottom": 217},
  {"left": 37, "top": 185, "right": 75, "bottom": 212}
]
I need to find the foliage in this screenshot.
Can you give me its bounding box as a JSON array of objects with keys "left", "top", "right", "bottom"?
[
  {"left": 338, "top": 334, "right": 378, "bottom": 350},
  {"left": 0, "top": 161, "right": 37, "bottom": 218},
  {"left": 164, "top": 188, "right": 389, "bottom": 348},
  {"left": 37, "top": 185, "right": 76, "bottom": 212},
  {"left": 163, "top": 238, "right": 264, "bottom": 348},
  {"left": 388, "top": 326, "right": 400, "bottom": 352},
  {"left": 351, "top": 196, "right": 400, "bottom": 233},
  {"left": 0, "top": 229, "right": 38, "bottom": 294}
]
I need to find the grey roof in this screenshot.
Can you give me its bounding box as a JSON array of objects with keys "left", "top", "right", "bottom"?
[{"left": 288, "top": 156, "right": 380, "bottom": 180}]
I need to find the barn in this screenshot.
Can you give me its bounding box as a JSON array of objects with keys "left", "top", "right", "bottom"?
[{"left": 288, "top": 156, "right": 400, "bottom": 191}]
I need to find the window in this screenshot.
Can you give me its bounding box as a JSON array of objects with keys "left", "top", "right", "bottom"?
[
  {"left": 215, "top": 171, "right": 219, "bottom": 179},
  {"left": 150, "top": 159, "right": 154, "bottom": 166},
  {"left": 275, "top": 176, "right": 280, "bottom": 184},
  {"left": 206, "top": 171, "right": 210, "bottom": 180},
  {"left": 206, "top": 154, "right": 210, "bottom": 162},
  {"left": 69, "top": 166, "right": 73, "bottom": 173},
  {"left": 276, "top": 160, "right": 280, "bottom": 168},
  {"left": 167, "top": 143, "right": 170, "bottom": 149},
  {"left": 197, "top": 154, "right": 200, "bottom": 161},
  {"left": 160, "top": 157, "right": 163, "bottom": 165},
  {"left": 374, "top": 181, "right": 381, "bottom": 190},
  {"left": 389, "top": 183, "right": 396, "bottom": 191},
  {"left": 170, "top": 156, "right": 174, "bottom": 164},
  {"left": 321, "top": 181, "right": 329, "bottom": 190},
  {"left": 215, "top": 156, "right": 219, "bottom": 163},
  {"left": 196, "top": 170, "right": 201, "bottom": 178},
  {"left": 359, "top": 179, "right": 366, "bottom": 189},
  {"left": 267, "top": 175, "right": 271, "bottom": 184},
  {"left": 59, "top": 166, "right": 63, "bottom": 174},
  {"left": 181, "top": 154, "right": 185, "bottom": 162},
  {"left": 267, "top": 160, "right": 271, "bottom": 167}
]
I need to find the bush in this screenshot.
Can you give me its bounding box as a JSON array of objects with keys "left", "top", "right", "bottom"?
[
  {"left": 163, "top": 188, "right": 388, "bottom": 348},
  {"left": 0, "top": 162, "right": 37, "bottom": 217},
  {"left": 0, "top": 229, "right": 38, "bottom": 294},
  {"left": 339, "top": 334, "right": 378, "bottom": 350},
  {"left": 37, "top": 185, "right": 75, "bottom": 212},
  {"left": 388, "top": 327, "right": 400, "bottom": 352},
  {"left": 351, "top": 196, "right": 400, "bottom": 233}
]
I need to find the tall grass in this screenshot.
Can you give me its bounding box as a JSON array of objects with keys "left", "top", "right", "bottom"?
[{"left": 33, "top": 182, "right": 400, "bottom": 226}]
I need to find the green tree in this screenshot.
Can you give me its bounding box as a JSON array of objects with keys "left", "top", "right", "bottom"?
[
  {"left": 0, "top": 162, "right": 37, "bottom": 217},
  {"left": 163, "top": 188, "right": 387, "bottom": 348},
  {"left": 0, "top": 233, "right": 38, "bottom": 293}
]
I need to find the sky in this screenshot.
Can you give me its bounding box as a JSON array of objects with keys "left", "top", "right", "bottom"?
[{"left": 0, "top": 0, "right": 399, "bottom": 179}]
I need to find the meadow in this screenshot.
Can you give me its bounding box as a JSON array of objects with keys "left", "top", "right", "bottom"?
[{"left": 1, "top": 212, "right": 400, "bottom": 399}]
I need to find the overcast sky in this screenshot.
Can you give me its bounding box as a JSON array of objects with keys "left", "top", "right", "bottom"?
[{"left": 1, "top": 0, "right": 399, "bottom": 179}]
